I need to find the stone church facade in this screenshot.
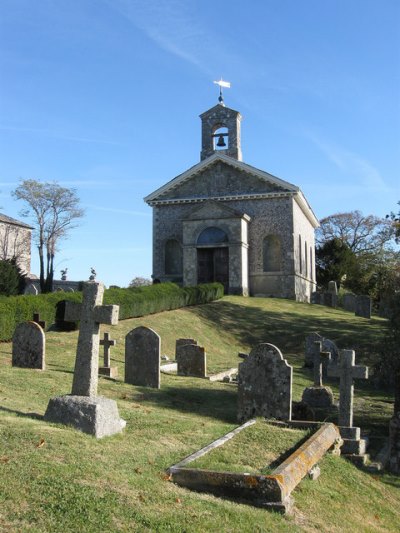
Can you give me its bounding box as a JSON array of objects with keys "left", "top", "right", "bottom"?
[
  {"left": 144, "top": 99, "right": 318, "bottom": 301},
  {"left": 0, "top": 213, "right": 32, "bottom": 275}
]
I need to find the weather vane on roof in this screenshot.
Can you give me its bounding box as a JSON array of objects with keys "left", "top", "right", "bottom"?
[{"left": 213, "top": 78, "right": 231, "bottom": 105}]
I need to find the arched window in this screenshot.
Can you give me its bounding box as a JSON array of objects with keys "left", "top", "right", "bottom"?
[
  {"left": 213, "top": 126, "right": 229, "bottom": 151},
  {"left": 263, "top": 235, "right": 282, "bottom": 272},
  {"left": 197, "top": 227, "right": 228, "bottom": 245},
  {"left": 165, "top": 239, "right": 182, "bottom": 275},
  {"left": 304, "top": 241, "right": 308, "bottom": 277}
]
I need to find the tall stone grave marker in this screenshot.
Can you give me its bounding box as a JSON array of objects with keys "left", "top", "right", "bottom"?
[
  {"left": 328, "top": 281, "right": 338, "bottom": 295},
  {"left": 44, "top": 281, "right": 125, "bottom": 438},
  {"left": 176, "top": 343, "right": 206, "bottom": 377},
  {"left": 125, "top": 326, "right": 160, "bottom": 388},
  {"left": 99, "top": 332, "right": 118, "bottom": 378},
  {"left": 328, "top": 349, "right": 368, "bottom": 458},
  {"left": 12, "top": 321, "right": 45, "bottom": 370},
  {"left": 238, "top": 343, "right": 292, "bottom": 423},
  {"left": 355, "top": 295, "right": 372, "bottom": 319}
]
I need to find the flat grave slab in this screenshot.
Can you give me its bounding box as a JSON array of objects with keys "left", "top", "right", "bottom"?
[{"left": 167, "top": 419, "right": 342, "bottom": 514}]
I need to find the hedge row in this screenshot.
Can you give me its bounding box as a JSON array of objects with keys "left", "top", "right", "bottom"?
[{"left": 0, "top": 282, "right": 224, "bottom": 342}]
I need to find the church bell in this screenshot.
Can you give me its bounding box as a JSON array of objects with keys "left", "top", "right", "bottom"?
[{"left": 216, "top": 134, "right": 226, "bottom": 147}]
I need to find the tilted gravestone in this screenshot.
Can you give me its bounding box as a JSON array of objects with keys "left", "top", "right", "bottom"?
[
  {"left": 355, "top": 295, "right": 372, "bottom": 319},
  {"left": 44, "top": 281, "right": 125, "bottom": 438},
  {"left": 176, "top": 343, "right": 206, "bottom": 378},
  {"left": 99, "top": 332, "right": 118, "bottom": 378},
  {"left": 12, "top": 321, "right": 45, "bottom": 370},
  {"left": 237, "top": 343, "right": 292, "bottom": 423},
  {"left": 125, "top": 326, "right": 160, "bottom": 388}
]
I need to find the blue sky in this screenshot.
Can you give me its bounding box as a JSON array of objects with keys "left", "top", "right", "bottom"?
[{"left": 1, "top": 0, "right": 399, "bottom": 287}]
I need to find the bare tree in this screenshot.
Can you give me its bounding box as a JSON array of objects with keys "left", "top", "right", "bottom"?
[
  {"left": 0, "top": 224, "right": 31, "bottom": 272},
  {"left": 317, "top": 210, "right": 395, "bottom": 255},
  {"left": 13, "top": 179, "right": 84, "bottom": 292}
]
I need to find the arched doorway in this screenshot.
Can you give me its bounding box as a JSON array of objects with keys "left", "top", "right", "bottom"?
[{"left": 196, "top": 227, "right": 229, "bottom": 291}]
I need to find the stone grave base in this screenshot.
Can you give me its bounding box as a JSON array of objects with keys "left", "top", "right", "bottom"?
[
  {"left": 99, "top": 366, "right": 118, "bottom": 378},
  {"left": 339, "top": 426, "right": 369, "bottom": 466},
  {"left": 302, "top": 386, "right": 334, "bottom": 408},
  {"left": 167, "top": 419, "right": 342, "bottom": 514},
  {"left": 44, "top": 395, "right": 126, "bottom": 438}
]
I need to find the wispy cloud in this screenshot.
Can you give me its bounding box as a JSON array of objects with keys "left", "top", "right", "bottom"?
[
  {"left": 0, "top": 125, "right": 122, "bottom": 145},
  {"left": 306, "top": 132, "right": 388, "bottom": 190}
]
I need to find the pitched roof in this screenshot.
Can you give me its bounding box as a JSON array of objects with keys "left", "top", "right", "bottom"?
[{"left": 0, "top": 213, "right": 33, "bottom": 229}]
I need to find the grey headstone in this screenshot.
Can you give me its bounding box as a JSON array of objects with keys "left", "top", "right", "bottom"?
[
  {"left": 12, "top": 321, "right": 45, "bottom": 369},
  {"left": 322, "top": 292, "right": 338, "bottom": 308},
  {"left": 322, "top": 339, "right": 339, "bottom": 365},
  {"left": 311, "top": 292, "right": 322, "bottom": 304},
  {"left": 175, "top": 338, "right": 197, "bottom": 358},
  {"left": 343, "top": 293, "right": 356, "bottom": 312},
  {"left": 328, "top": 349, "right": 368, "bottom": 427},
  {"left": 328, "top": 281, "right": 338, "bottom": 295},
  {"left": 237, "top": 343, "right": 292, "bottom": 423},
  {"left": 355, "top": 295, "right": 372, "bottom": 319},
  {"left": 125, "top": 326, "right": 160, "bottom": 388},
  {"left": 176, "top": 344, "right": 206, "bottom": 377},
  {"left": 44, "top": 395, "right": 126, "bottom": 438}
]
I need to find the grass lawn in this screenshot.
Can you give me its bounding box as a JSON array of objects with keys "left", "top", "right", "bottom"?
[{"left": 0, "top": 295, "right": 399, "bottom": 532}]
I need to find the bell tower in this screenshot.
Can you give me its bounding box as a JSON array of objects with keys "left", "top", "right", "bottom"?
[{"left": 199, "top": 99, "right": 242, "bottom": 162}]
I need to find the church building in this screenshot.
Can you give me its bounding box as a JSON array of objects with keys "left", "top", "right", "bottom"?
[{"left": 144, "top": 92, "right": 318, "bottom": 301}]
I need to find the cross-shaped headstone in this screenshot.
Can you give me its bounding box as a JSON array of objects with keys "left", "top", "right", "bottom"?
[
  {"left": 313, "top": 341, "right": 331, "bottom": 387},
  {"left": 328, "top": 349, "right": 368, "bottom": 427},
  {"left": 65, "top": 282, "right": 119, "bottom": 397},
  {"left": 100, "top": 332, "right": 116, "bottom": 368},
  {"left": 33, "top": 312, "right": 46, "bottom": 330}
]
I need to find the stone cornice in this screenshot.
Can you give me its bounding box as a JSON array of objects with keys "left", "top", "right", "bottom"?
[{"left": 148, "top": 191, "right": 296, "bottom": 206}]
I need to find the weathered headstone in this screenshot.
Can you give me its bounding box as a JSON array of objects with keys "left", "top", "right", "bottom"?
[
  {"left": 33, "top": 312, "right": 46, "bottom": 330},
  {"left": 99, "top": 332, "right": 118, "bottom": 378},
  {"left": 125, "top": 326, "right": 160, "bottom": 388},
  {"left": 328, "top": 349, "right": 369, "bottom": 459},
  {"left": 44, "top": 281, "right": 125, "bottom": 438},
  {"left": 328, "top": 281, "right": 338, "bottom": 295},
  {"left": 322, "top": 292, "right": 337, "bottom": 308},
  {"left": 311, "top": 292, "right": 322, "bottom": 305},
  {"left": 12, "top": 321, "right": 45, "bottom": 370},
  {"left": 175, "top": 338, "right": 197, "bottom": 358},
  {"left": 343, "top": 293, "right": 356, "bottom": 312},
  {"left": 176, "top": 343, "right": 206, "bottom": 377},
  {"left": 355, "top": 295, "right": 372, "bottom": 319},
  {"left": 302, "top": 341, "right": 334, "bottom": 408},
  {"left": 237, "top": 343, "right": 292, "bottom": 423}
]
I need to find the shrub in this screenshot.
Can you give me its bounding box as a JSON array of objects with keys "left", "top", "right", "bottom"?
[{"left": 0, "top": 259, "right": 26, "bottom": 296}]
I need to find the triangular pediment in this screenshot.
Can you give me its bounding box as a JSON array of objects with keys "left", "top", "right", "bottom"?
[
  {"left": 183, "top": 200, "right": 248, "bottom": 221},
  {"left": 144, "top": 153, "right": 298, "bottom": 204}
]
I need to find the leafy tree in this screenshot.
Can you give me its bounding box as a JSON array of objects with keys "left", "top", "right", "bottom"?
[
  {"left": 0, "top": 259, "right": 26, "bottom": 296},
  {"left": 316, "top": 238, "right": 358, "bottom": 288},
  {"left": 129, "top": 276, "right": 152, "bottom": 288},
  {"left": 387, "top": 201, "right": 400, "bottom": 243},
  {"left": 13, "top": 179, "right": 84, "bottom": 293}
]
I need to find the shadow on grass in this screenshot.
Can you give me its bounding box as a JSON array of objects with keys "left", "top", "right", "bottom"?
[
  {"left": 0, "top": 405, "right": 43, "bottom": 420},
  {"left": 128, "top": 384, "right": 238, "bottom": 424},
  {"left": 188, "top": 300, "right": 386, "bottom": 363}
]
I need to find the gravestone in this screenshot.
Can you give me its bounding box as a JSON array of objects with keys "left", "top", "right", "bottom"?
[
  {"left": 44, "top": 281, "right": 125, "bottom": 438},
  {"left": 12, "top": 321, "right": 45, "bottom": 370},
  {"left": 302, "top": 341, "right": 334, "bottom": 408},
  {"left": 322, "top": 292, "right": 337, "bottom": 308},
  {"left": 175, "top": 338, "right": 197, "bottom": 358},
  {"left": 176, "top": 343, "right": 206, "bottom": 377},
  {"left": 305, "top": 333, "right": 339, "bottom": 368},
  {"left": 33, "top": 312, "right": 46, "bottom": 330},
  {"left": 311, "top": 292, "right": 322, "bottom": 305},
  {"left": 237, "top": 343, "right": 292, "bottom": 423},
  {"left": 343, "top": 293, "right": 356, "bottom": 312},
  {"left": 328, "top": 281, "right": 338, "bottom": 295},
  {"left": 125, "top": 326, "right": 160, "bottom": 388},
  {"left": 355, "top": 295, "right": 372, "bottom": 319},
  {"left": 99, "top": 332, "right": 118, "bottom": 378},
  {"left": 328, "top": 349, "right": 369, "bottom": 458}
]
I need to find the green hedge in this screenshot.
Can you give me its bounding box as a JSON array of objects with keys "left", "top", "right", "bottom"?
[{"left": 0, "top": 282, "right": 224, "bottom": 341}]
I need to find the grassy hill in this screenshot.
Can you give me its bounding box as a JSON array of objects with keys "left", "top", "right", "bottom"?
[{"left": 0, "top": 296, "right": 398, "bottom": 532}]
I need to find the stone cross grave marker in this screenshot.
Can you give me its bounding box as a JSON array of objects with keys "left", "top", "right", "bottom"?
[
  {"left": 33, "top": 312, "right": 46, "bottom": 330},
  {"left": 238, "top": 343, "right": 292, "bottom": 423},
  {"left": 125, "top": 326, "right": 160, "bottom": 388},
  {"left": 302, "top": 341, "right": 334, "bottom": 408},
  {"left": 64, "top": 281, "right": 119, "bottom": 397},
  {"left": 12, "top": 321, "right": 45, "bottom": 369},
  {"left": 328, "top": 349, "right": 368, "bottom": 427},
  {"left": 99, "top": 332, "right": 118, "bottom": 378}
]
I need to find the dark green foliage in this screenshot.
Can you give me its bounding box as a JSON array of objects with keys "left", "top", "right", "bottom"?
[
  {"left": 0, "top": 282, "right": 224, "bottom": 341},
  {"left": 316, "top": 238, "right": 358, "bottom": 289},
  {"left": 0, "top": 259, "right": 26, "bottom": 296}
]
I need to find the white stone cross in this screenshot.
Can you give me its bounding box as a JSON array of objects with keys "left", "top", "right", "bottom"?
[
  {"left": 100, "top": 332, "right": 116, "bottom": 367},
  {"left": 65, "top": 281, "right": 119, "bottom": 397},
  {"left": 328, "top": 349, "right": 368, "bottom": 427}
]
